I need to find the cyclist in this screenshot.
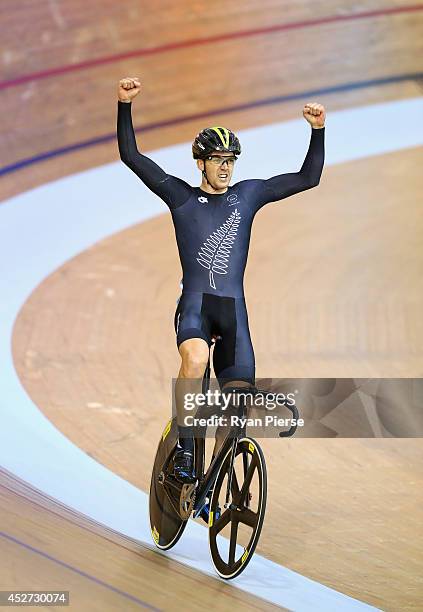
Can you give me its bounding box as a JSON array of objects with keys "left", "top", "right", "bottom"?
[{"left": 117, "top": 77, "right": 325, "bottom": 485}]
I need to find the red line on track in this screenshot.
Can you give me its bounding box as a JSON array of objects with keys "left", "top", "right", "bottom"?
[{"left": 1, "top": 4, "right": 422, "bottom": 90}]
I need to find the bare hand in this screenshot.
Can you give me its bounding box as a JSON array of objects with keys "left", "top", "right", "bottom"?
[
  {"left": 303, "top": 103, "right": 325, "bottom": 128},
  {"left": 118, "top": 77, "right": 141, "bottom": 103}
]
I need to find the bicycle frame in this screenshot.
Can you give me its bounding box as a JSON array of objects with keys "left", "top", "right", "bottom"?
[
  {"left": 184, "top": 356, "right": 300, "bottom": 518},
  {"left": 194, "top": 350, "right": 299, "bottom": 517},
  {"left": 193, "top": 419, "right": 242, "bottom": 517}
]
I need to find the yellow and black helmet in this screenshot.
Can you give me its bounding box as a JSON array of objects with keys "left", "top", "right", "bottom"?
[{"left": 192, "top": 126, "right": 241, "bottom": 159}]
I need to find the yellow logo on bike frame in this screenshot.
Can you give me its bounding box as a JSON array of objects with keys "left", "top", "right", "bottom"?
[
  {"left": 241, "top": 548, "right": 249, "bottom": 564},
  {"left": 162, "top": 419, "right": 172, "bottom": 441},
  {"left": 248, "top": 442, "right": 255, "bottom": 453},
  {"left": 152, "top": 526, "right": 159, "bottom": 544},
  {"left": 209, "top": 511, "right": 213, "bottom": 527}
]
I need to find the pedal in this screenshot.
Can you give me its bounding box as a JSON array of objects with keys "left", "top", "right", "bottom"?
[{"left": 199, "top": 503, "right": 221, "bottom": 525}]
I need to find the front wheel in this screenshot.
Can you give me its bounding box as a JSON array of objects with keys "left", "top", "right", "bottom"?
[{"left": 208, "top": 437, "right": 267, "bottom": 579}]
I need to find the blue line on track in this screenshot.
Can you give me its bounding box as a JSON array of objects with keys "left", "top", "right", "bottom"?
[
  {"left": 0, "top": 530, "right": 160, "bottom": 610},
  {"left": 1, "top": 73, "right": 422, "bottom": 177}
]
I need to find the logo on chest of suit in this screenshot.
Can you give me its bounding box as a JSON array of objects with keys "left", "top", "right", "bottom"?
[
  {"left": 196, "top": 208, "right": 241, "bottom": 290},
  {"left": 198, "top": 196, "right": 208, "bottom": 204},
  {"left": 227, "top": 193, "right": 241, "bottom": 206}
]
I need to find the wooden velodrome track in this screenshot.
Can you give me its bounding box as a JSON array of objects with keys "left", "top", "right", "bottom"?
[{"left": 1, "top": 1, "right": 423, "bottom": 610}]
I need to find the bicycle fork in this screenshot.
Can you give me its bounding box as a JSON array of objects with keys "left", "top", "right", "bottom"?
[{"left": 224, "top": 437, "right": 238, "bottom": 509}]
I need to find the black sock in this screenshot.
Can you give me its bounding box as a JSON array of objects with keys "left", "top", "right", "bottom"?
[{"left": 177, "top": 425, "right": 194, "bottom": 451}]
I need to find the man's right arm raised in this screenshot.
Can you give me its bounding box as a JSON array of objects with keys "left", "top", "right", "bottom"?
[{"left": 117, "top": 78, "right": 191, "bottom": 209}]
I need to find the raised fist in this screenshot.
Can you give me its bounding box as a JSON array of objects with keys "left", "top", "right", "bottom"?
[
  {"left": 118, "top": 77, "right": 141, "bottom": 103},
  {"left": 303, "top": 103, "right": 326, "bottom": 128}
]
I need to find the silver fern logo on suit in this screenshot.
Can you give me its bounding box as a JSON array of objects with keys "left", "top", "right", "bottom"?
[{"left": 196, "top": 209, "right": 241, "bottom": 290}]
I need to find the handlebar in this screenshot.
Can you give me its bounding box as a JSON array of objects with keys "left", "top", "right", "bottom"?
[{"left": 222, "top": 386, "right": 300, "bottom": 438}]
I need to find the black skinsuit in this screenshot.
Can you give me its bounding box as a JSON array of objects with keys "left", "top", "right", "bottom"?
[{"left": 117, "top": 101, "right": 325, "bottom": 385}]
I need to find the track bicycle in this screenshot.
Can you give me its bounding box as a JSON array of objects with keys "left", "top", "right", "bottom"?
[{"left": 149, "top": 359, "right": 299, "bottom": 579}]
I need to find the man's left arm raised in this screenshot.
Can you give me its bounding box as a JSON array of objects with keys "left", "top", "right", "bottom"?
[{"left": 255, "top": 103, "right": 326, "bottom": 208}]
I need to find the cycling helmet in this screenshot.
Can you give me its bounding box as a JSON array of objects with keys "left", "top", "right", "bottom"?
[{"left": 192, "top": 126, "right": 241, "bottom": 159}]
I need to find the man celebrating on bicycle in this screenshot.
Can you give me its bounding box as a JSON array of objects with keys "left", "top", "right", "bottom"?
[{"left": 117, "top": 77, "right": 325, "bottom": 484}]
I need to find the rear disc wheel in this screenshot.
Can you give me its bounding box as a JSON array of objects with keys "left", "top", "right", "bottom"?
[{"left": 149, "top": 418, "right": 187, "bottom": 550}]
